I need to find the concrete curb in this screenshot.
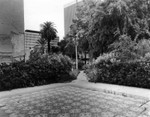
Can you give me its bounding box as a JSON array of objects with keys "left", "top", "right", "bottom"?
[
  {"left": 70, "top": 82, "right": 149, "bottom": 102},
  {"left": 74, "top": 71, "right": 150, "bottom": 101}
]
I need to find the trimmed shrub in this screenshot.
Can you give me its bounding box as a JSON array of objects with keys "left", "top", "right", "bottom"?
[
  {"left": 86, "top": 60, "right": 150, "bottom": 89},
  {"left": 0, "top": 54, "right": 76, "bottom": 91}
]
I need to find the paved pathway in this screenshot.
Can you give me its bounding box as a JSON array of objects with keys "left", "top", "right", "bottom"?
[{"left": 0, "top": 71, "right": 150, "bottom": 117}]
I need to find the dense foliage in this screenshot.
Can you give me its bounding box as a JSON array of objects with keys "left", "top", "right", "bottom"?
[
  {"left": 58, "top": 35, "right": 76, "bottom": 59},
  {"left": 65, "top": 0, "right": 150, "bottom": 89},
  {"left": 0, "top": 54, "right": 76, "bottom": 91},
  {"left": 68, "top": 0, "right": 150, "bottom": 59},
  {"left": 85, "top": 59, "right": 150, "bottom": 89}
]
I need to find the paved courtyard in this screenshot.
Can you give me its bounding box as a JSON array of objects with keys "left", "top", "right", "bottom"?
[{"left": 0, "top": 72, "right": 150, "bottom": 117}]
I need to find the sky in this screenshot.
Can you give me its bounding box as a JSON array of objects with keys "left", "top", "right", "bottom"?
[{"left": 24, "top": 0, "right": 77, "bottom": 40}]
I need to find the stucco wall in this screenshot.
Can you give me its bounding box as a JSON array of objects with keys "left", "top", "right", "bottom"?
[
  {"left": 0, "top": 33, "right": 25, "bottom": 63},
  {"left": 0, "top": 35, "right": 13, "bottom": 52},
  {"left": 0, "top": 0, "right": 24, "bottom": 34},
  {"left": 11, "top": 33, "right": 25, "bottom": 60},
  {"left": 0, "top": 0, "right": 24, "bottom": 63},
  {"left": 0, "top": 35, "right": 12, "bottom": 63}
]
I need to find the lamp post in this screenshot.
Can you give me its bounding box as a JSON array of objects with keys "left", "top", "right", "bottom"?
[
  {"left": 75, "top": 0, "right": 78, "bottom": 70},
  {"left": 75, "top": 34, "right": 78, "bottom": 70}
]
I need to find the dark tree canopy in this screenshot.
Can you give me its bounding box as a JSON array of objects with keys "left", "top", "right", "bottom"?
[{"left": 58, "top": 35, "right": 76, "bottom": 59}]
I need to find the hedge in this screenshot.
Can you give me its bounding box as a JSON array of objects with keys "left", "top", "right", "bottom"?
[
  {"left": 85, "top": 60, "right": 150, "bottom": 89},
  {"left": 0, "top": 54, "right": 76, "bottom": 91}
]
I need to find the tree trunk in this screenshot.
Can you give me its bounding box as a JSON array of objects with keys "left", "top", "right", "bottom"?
[
  {"left": 48, "top": 40, "right": 50, "bottom": 54},
  {"left": 42, "top": 47, "right": 44, "bottom": 55},
  {"left": 85, "top": 52, "right": 86, "bottom": 64}
]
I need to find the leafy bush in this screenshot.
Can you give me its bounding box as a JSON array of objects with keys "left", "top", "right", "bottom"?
[
  {"left": 110, "top": 35, "right": 140, "bottom": 62},
  {"left": 110, "top": 36, "right": 150, "bottom": 62},
  {"left": 86, "top": 60, "right": 150, "bottom": 89},
  {"left": 143, "top": 53, "right": 150, "bottom": 61},
  {"left": 94, "top": 52, "right": 118, "bottom": 64},
  {"left": 0, "top": 54, "right": 76, "bottom": 91},
  {"left": 136, "top": 39, "right": 150, "bottom": 57}
]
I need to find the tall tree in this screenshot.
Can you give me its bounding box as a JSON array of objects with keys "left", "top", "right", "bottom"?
[
  {"left": 40, "top": 21, "right": 57, "bottom": 54},
  {"left": 70, "top": 0, "right": 150, "bottom": 59},
  {"left": 62, "top": 34, "right": 76, "bottom": 59}
]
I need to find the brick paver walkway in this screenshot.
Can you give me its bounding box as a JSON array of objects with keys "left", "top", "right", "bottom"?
[{"left": 0, "top": 72, "right": 150, "bottom": 117}]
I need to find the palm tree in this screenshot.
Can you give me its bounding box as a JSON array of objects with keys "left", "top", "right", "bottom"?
[{"left": 40, "top": 21, "right": 57, "bottom": 54}]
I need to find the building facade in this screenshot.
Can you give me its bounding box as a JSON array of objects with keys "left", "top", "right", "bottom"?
[
  {"left": 64, "top": 0, "right": 83, "bottom": 36},
  {"left": 25, "top": 30, "right": 40, "bottom": 60},
  {"left": 64, "top": 1, "right": 77, "bottom": 36},
  {"left": 0, "top": 0, "right": 24, "bottom": 63},
  {"left": 25, "top": 30, "right": 41, "bottom": 50}
]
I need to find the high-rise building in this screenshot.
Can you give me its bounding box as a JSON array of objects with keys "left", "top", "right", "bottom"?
[
  {"left": 64, "top": 0, "right": 83, "bottom": 36},
  {"left": 0, "top": 0, "right": 24, "bottom": 63},
  {"left": 25, "top": 30, "right": 41, "bottom": 50},
  {"left": 64, "top": 1, "right": 77, "bottom": 36},
  {"left": 25, "top": 30, "right": 40, "bottom": 60}
]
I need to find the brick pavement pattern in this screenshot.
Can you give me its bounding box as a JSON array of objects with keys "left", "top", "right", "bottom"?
[{"left": 0, "top": 85, "right": 149, "bottom": 117}]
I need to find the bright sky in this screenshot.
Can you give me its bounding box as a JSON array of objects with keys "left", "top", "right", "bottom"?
[{"left": 24, "top": 0, "right": 76, "bottom": 40}]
